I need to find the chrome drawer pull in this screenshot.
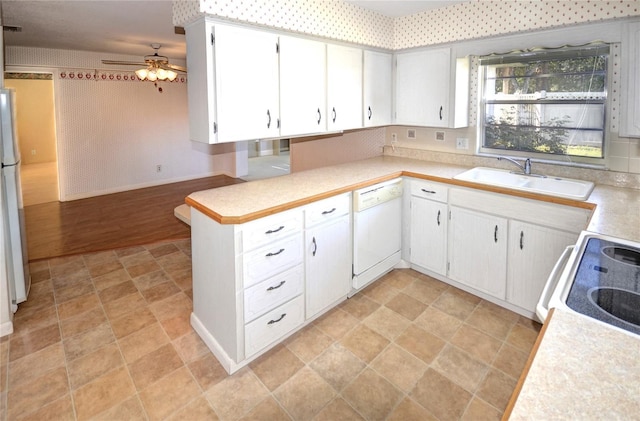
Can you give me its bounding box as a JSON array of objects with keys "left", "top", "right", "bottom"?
[
  {"left": 421, "top": 189, "right": 436, "bottom": 194},
  {"left": 267, "top": 280, "right": 286, "bottom": 291},
  {"left": 265, "top": 225, "right": 285, "bottom": 234},
  {"left": 321, "top": 208, "right": 336, "bottom": 215},
  {"left": 267, "top": 313, "right": 286, "bottom": 324},
  {"left": 266, "top": 248, "right": 285, "bottom": 257}
]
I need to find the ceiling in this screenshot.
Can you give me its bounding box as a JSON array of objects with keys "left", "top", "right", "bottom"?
[{"left": 1, "top": 1, "right": 467, "bottom": 61}]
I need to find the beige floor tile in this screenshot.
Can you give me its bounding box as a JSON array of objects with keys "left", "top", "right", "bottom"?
[
  {"left": 384, "top": 292, "right": 428, "bottom": 321},
  {"left": 466, "top": 306, "right": 517, "bottom": 341},
  {"left": 8, "top": 343, "right": 65, "bottom": 390},
  {"left": 10, "top": 305, "right": 59, "bottom": 337},
  {"left": 67, "top": 343, "right": 124, "bottom": 390},
  {"left": 93, "top": 268, "right": 132, "bottom": 292},
  {"left": 149, "top": 292, "right": 192, "bottom": 322},
  {"left": 188, "top": 353, "right": 229, "bottom": 391},
  {"left": 239, "top": 396, "right": 291, "bottom": 421},
  {"left": 140, "top": 282, "right": 181, "bottom": 304},
  {"left": 206, "top": 368, "right": 270, "bottom": 420},
  {"left": 156, "top": 251, "right": 192, "bottom": 273},
  {"left": 49, "top": 257, "right": 86, "bottom": 280},
  {"left": 395, "top": 324, "right": 445, "bottom": 364},
  {"left": 363, "top": 306, "right": 410, "bottom": 341},
  {"left": 139, "top": 366, "right": 202, "bottom": 420},
  {"left": 7, "top": 367, "right": 70, "bottom": 420},
  {"left": 148, "top": 243, "right": 180, "bottom": 258},
  {"left": 160, "top": 311, "right": 193, "bottom": 340},
  {"left": 102, "top": 291, "right": 146, "bottom": 321},
  {"left": 313, "top": 397, "right": 364, "bottom": 421},
  {"left": 82, "top": 250, "right": 118, "bottom": 267},
  {"left": 128, "top": 343, "right": 184, "bottom": 391},
  {"left": 339, "top": 294, "right": 381, "bottom": 320},
  {"left": 340, "top": 325, "right": 389, "bottom": 363},
  {"left": 309, "top": 343, "right": 366, "bottom": 392},
  {"left": 16, "top": 394, "right": 75, "bottom": 421},
  {"left": 127, "top": 260, "right": 163, "bottom": 278},
  {"left": 72, "top": 366, "right": 136, "bottom": 420},
  {"left": 274, "top": 366, "right": 335, "bottom": 421},
  {"left": 9, "top": 323, "right": 61, "bottom": 362},
  {"left": 477, "top": 300, "right": 521, "bottom": 323},
  {"left": 120, "top": 250, "right": 156, "bottom": 268},
  {"left": 57, "top": 292, "right": 101, "bottom": 321},
  {"left": 110, "top": 307, "right": 157, "bottom": 339},
  {"left": 62, "top": 322, "right": 115, "bottom": 362},
  {"left": 132, "top": 270, "right": 173, "bottom": 291},
  {"left": 475, "top": 368, "right": 517, "bottom": 412},
  {"left": 98, "top": 280, "right": 139, "bottom": 304},
  {"left": 314, "top": 308, "right": 359, "bottom": 340},
  {"left": 91, "top": 396, "right": 146, "bottom": 421},
  {"left": 432, "top": 290, "right": 479, "bottom": 321},
  {"left": 166, "top": 396, "right": 219, "bottom": 421},
  {"left": 167, "top": 267, "right": 192, "bottom": 291},
  {"left": 59, "top": 307, "right": 107, "bottom": 339},
  {"left": 410, "top": 368, "right": 472, "bottom": 421},
  {"left": 284, "top": 325, "right": 334, "bottom": 363},
  {"left": 451, "top": 324, "right": 503, "bottom": 364},
  {"left": 402, "top": 276, "right": 448, "bottom": 304},
  {"left": 370, "top": 344, "right": 427, "bottom": 393},
  {"left": 87, "top": 260, "right": 124, "bottom": 279},
  {"left": 15, "top": 289, "right": 55, "bottom": 314},
  {"left": 386, "top": 397, "right": 438, "bottom": 421},
  {"left": 462, "top": 397, "right": 502, "bottom": 421},
  {"left": 249, "top": 345, "right": 305, "bottom": 391},
  {"left": 115, "top": 246, "right": 147, "bottom": 259},
  {"left": 360, "top": 280, "right": 400, "bottom": 304},
  {"left": 54, "top": 280, "right": 95, "bottom": 304},
  {"left": 432, "top": 345, "right": 489, "bottom": 393},
  {"left": 342, "top": 368, "right": 403, "bottom": 421},
  {"left": 414, "top": 306, "right": 462, "bottom": 340},
  {"left": 173, "top": 331, "right": 210, "bottom": 363},
  {"left": 118, "top": 323, "right": 169, "bottom": 364},
  {"left": 379, "top": 269, "right": 415, "bottom": 290},
  {"left": 506, "top": 323, "right": 540, "bottom": 352},
  {"left": 492, "top": 344, "right": 529, "bottom": 380}
]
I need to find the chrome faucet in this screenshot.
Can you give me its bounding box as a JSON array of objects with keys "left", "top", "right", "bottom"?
[{"left": 498, "top": 156, "right": 532, "bottom": 175}]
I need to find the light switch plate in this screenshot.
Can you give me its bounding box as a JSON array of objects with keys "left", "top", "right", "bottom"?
[{"left": 435, "top": 131, "right": 445, "bottom": 141}]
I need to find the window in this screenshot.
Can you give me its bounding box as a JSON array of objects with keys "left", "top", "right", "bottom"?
[{"left": 480, "top": 45, "right": 609, "bottom": 159}]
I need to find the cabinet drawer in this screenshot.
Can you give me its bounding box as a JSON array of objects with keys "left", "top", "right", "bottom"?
[
  {"left": 244, "top": 265, "right": 304, "bottom": 323},
  {"left": 305, "top": 193, "right": 350, "bottom": 227},
  {"left": 242, "top": 209, "right": 303, "bottom": 252},
  {"left": 243, "top": 233, "right": 303, "bottom": 288},
  {"left": 245, "top": 295, "right": 304, "bottom": 357},
  {"left": 411, "top": 180, "right": 448, "bottom": 202}
]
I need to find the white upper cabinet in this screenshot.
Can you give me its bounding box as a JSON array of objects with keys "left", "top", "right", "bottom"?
[
  {"left": 214, "top": 24, "right": 280, "bottom": 143},
  {"left": 326, "top": 44, "right": 363, "bottom": 131},
  {"left": 279, "top": 36, "right": 327, "bottom": 137},
  {"left": 395, "top": 48, "right": 451, "bottom": 127},
  {"left": 363, "top": 50, "right": 392, "bottom": 127},
  {"left": 621, "top": 21, "right": 640, "bottom": 138}
]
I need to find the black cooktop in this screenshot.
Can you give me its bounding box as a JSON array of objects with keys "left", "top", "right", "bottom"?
[{"left": 566, "top": 237, "right": 640, "bottom": 336}]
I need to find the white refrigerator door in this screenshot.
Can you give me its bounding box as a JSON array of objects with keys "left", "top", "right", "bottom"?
[{"left": 0, "top": 88, "right": 20, "bottom": 165}]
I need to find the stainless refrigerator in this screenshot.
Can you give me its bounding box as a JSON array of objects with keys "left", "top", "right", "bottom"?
[{"left": 1, "top": 88, "right": 30, "bottom": 312}]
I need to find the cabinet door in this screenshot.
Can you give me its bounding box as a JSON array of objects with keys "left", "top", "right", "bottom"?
[
  {"left": 507, "top": 221, "right": 578, "bottom": 314},
  {"left": 279, "top": 36, "right": 327, "bottom": 137},
  {"left": 395, "top": 48, "right": 450, "bottom": 127},
  {"left": 363, "top": 50, "right": 392, "bottom": 127},
  {"left": 305, "top": 215, "right": 351, "bottom": 318},
  {"left": 326, "top": 44, "right": 363, "bottom": 131},
  {"left": 410, "top": 197, "right": 447, "bottom": 275},
  {"left": 448, "top": 206, "right": 508, "bottom": 299},
  {"left": 622, "top": 22, "right": 640, "bottom": 137},
  {"left": 214, "top": 25, "right": 280, "bottom": 142}
]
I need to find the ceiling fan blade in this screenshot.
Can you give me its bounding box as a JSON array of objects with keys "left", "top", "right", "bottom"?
[
  {"left": 101, "top": 59, "right": 146, "bottom": 66},
  {"left": 166, "top": 63, "right": 187, "bottom": 73}
]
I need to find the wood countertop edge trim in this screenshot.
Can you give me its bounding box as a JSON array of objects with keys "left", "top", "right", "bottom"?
[
  {"left": 186, "top": 169, "right": 597, "bottom": 224},
  {"left": 502, "top": 307, "right": 556, "bottom": 420}
]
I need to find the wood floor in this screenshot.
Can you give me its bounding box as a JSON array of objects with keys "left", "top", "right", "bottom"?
[{"left": 24, "top": 175, "right": 244, "bottom": 262}]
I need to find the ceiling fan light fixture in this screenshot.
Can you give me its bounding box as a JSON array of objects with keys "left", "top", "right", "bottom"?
[
  {"left": 135, "top": 68, "right": 148, "bottom": 80},
  {"left": 166, "top": 70, "right": 178, "bottom": 82},
  {"left": 147, "top": 69, "right": 158, "bottom": 82}
]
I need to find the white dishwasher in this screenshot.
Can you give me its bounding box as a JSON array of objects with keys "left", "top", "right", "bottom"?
[{"left": 352, "top": 178, "right": 403, "bottom": 292}]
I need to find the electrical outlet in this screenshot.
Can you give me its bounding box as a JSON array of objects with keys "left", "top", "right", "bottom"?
[
  {"left": 456, "top": 138, "right": 469, "bottom": 149},
  {"left": 31, "top": 149, "right": 36, "bottom": 155},
  {"left": 156, "top": 165, "right": 162, "bottom": 173},
  {"left": 391, "top": 133, "right": 398, "bottom": 144},
  {"left": 435, "top": 131, "right": 445, "bottom": 142},
  {"left": 407, "top": 129, "right": 417, "bottom": 139}
]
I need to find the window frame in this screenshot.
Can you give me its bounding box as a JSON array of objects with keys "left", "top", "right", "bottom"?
[{"left": 477, "top": 44, "right": 611, "bottom": 167}]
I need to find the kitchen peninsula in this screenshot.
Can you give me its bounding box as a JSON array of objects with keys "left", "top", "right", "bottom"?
[{"left": 184, "top": 155, "right": 640, "bottom": 418}]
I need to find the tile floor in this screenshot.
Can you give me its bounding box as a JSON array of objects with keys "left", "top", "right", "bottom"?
[{"left": 0, "top": 239, "right": 541, "bottom": 420}]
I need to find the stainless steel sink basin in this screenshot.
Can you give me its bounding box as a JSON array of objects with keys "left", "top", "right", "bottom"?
[{"left": 453, "top": 167, "right": 595, "bottom": 201}]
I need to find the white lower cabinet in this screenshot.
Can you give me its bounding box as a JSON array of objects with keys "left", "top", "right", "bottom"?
[
  {"left": 507, "top": 221, "right": 578, "bottom": 313},
  {"left": 448, "top": 206, "right": 508, "bottom": 299},
  {"left": 409, "top": 180, "right": 448, "bottom": 275}
]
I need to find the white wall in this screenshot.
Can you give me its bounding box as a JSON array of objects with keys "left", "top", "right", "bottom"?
[{"left": 6, "top": 47, "right": 240, "bottom": 201}]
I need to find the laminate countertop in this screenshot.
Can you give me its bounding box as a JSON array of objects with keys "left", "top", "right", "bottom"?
[{"left": 185, "top": 155, "right": 640, "bottom": 418}]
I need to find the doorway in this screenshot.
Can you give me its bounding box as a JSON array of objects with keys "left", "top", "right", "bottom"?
[{"left": 5, "top": 73, "right": 59, "bottom": 205}]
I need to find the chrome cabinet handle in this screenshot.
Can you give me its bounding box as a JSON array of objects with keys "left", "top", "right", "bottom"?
[
  {"left": 439, "top": 106, "right": 443, "bottom": 120},
  {"left": 321, "top": 208, "right": 336, "bottom": 215},
  {"left": 332, "top": 107, "right": 337, "bottom": 123},
  {"left": 494, "top": 225, "right": 498, "bottom": 243},
  {"left": 312, "top": 237, "right": 317, "bottom": 256},
  {"left": 267, "top": 313, "right": 286, "bottom": 324},
  {"left": 267, "top": 109, "right": 271, "bottom": 128},
  {"left": 317, "top": 108, "right": 322, "bottom": 125},
  {"left": 265, "top": 226, "right": 285, "bottom": 234},
  {"left": 368, "top": 106, "right": 372, "bottom": 120},
  {"left": 437, "top": 210, "right": 441, "bottom": 226},
  {"left": 266, "top": 248, "right": 285, "bottom": 257},
  {"left": 267, "top": 280, "right": 286, "bottom": 291},
  {"left": 421, "top": 189, "right": 436, "bottom": 194},
  {"left": 520, "top": 231, "right": 524, "bottom": 250}
]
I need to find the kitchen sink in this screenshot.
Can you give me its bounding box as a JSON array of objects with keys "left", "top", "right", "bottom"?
[{"left": 453, "top": 167, "right": 595, "bottom": 201}]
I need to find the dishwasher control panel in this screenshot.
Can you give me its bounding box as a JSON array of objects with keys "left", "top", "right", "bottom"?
[{"left": 353, "top": 178, "right": 403, "bottom": 212}]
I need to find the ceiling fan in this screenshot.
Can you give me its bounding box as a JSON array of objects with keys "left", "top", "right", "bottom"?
[{"left": 101, "top": 43, "right": 186, "bottom": 82}]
